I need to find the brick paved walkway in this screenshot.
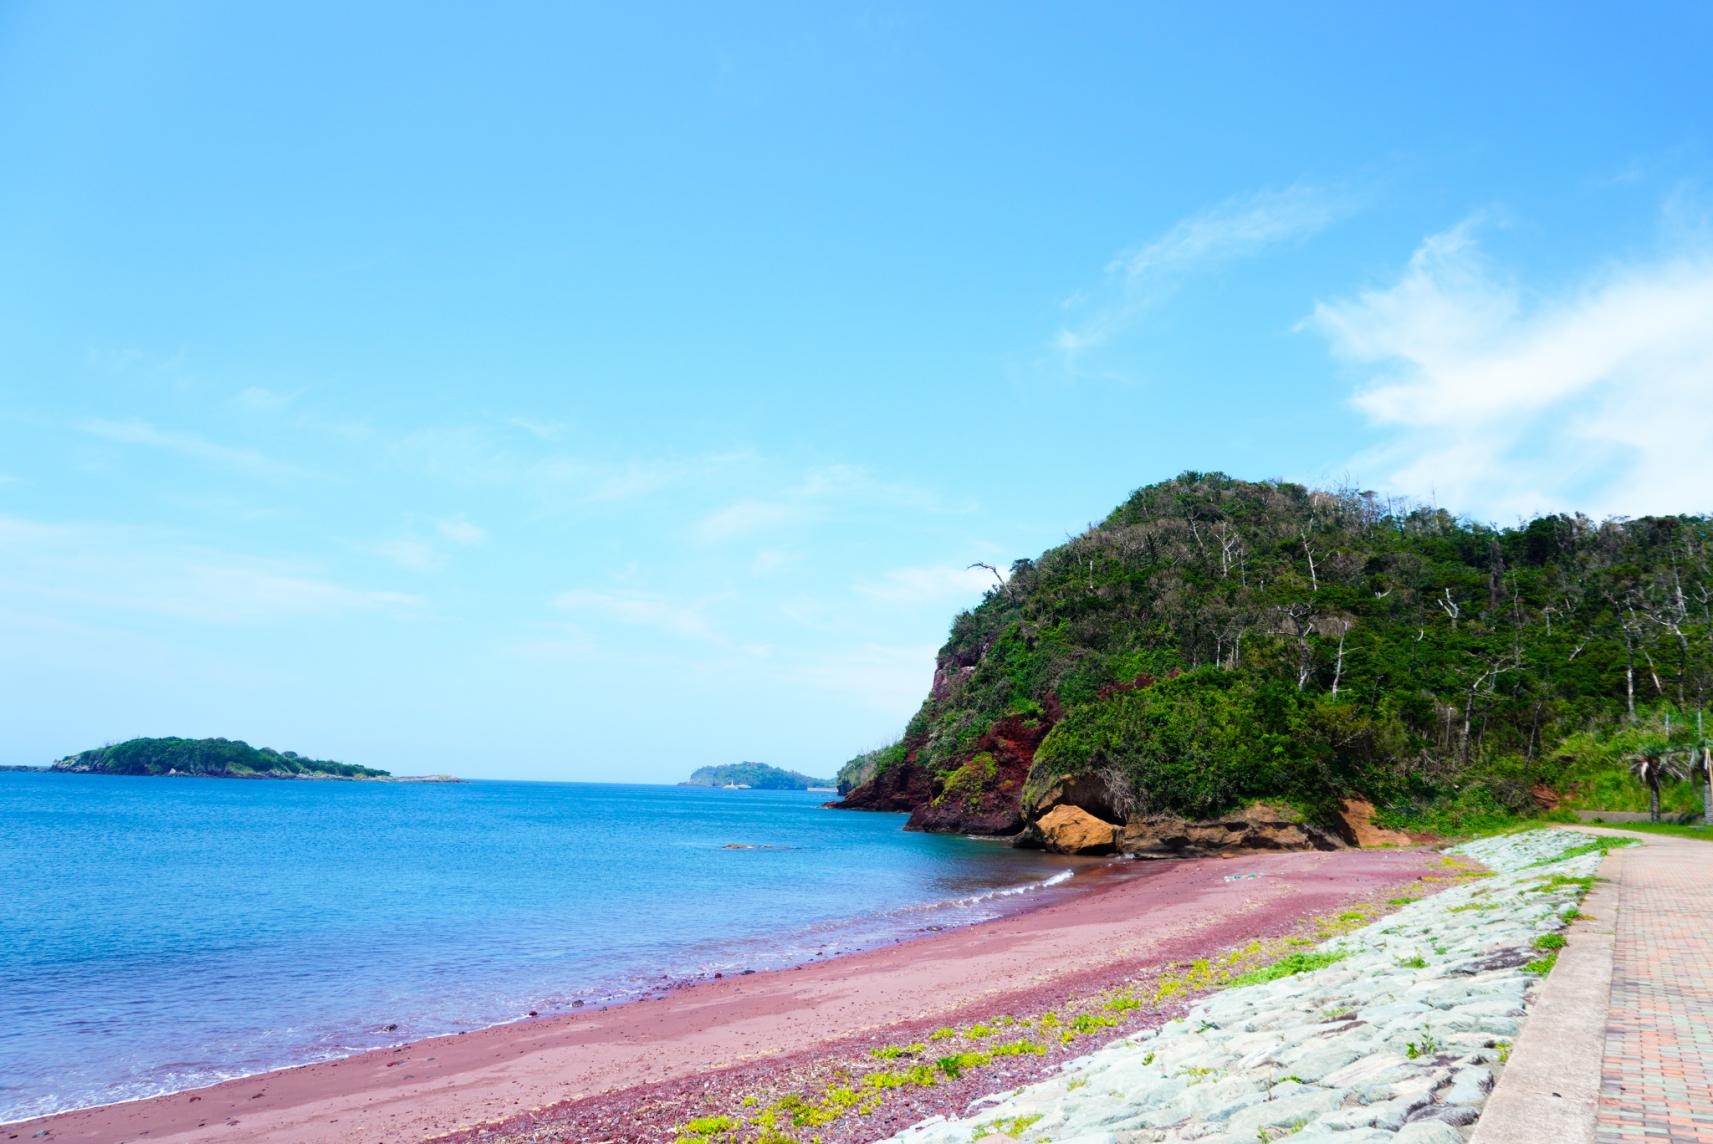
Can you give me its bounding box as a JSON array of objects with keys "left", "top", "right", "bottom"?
[{"left": 1595, "top": 832, "right": 1713, "bottom": 1144}]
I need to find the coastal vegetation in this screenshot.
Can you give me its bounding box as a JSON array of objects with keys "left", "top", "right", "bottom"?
[
  {"left": 684, "top": 762, "right": 835, "bottom": 790},
  {"left": 835, "top": 472, "right": 1713, "bottom": 841},
  {"left": 51, "top": 737, "right": 392, "bottom": 780}
]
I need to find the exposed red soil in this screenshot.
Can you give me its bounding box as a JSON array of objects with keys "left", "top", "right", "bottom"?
[
  {"left": 905, "top": 701, "right": 1062, "bottom": 835},
  {"left": 828, "top": 759, "right": 933, "bottom": 813},
  {"left": 13, "top": 847, "right": 1442, "bottom": 1144}
]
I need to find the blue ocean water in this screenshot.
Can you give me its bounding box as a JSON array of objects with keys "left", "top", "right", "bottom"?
[{"left": 0, "top": 774, "right": 1078, "bottom": 1122}]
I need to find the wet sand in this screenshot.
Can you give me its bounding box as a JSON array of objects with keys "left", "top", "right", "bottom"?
[{"left": 14, "top": 847, "right": 1439, "bottom": 1144}]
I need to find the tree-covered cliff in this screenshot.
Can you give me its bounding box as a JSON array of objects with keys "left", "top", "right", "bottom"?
[
  {"left": 684, "top": 762, "right": 834, "bottom": 789},
  {"left": 834, "top": 473, "right": 1712, "bottom": 842},
  {"left": 52, "top": 737, "right": 391, "bottom": 779}
]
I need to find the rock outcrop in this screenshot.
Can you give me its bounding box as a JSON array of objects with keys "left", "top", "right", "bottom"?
[
  {"left": 1116, "top": 803, "right": 1348, "bottom": 858},
  {"left": 1023, "top": 804, "right": 1121, "bottom": 855},
  {"left": 828, "top": 756, "right": 935, "bottom": 813},
  {"left": 1336, "top": 797, "right": 1421, "bottom": 848}
]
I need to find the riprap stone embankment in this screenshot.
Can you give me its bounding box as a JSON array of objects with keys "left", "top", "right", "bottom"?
[{"left": 881, "top": 829, "right": 1602, "bottom": 1144}]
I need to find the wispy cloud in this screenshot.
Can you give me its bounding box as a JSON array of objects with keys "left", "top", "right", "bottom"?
[
  {"left": 389, "top": 425, "right": 742, "bottom": 506},
  {"left": 552, "top": 587, "right": 717, "bottom": 641},
  {"left": 435, "top": 515, "right": 486, "bottom": 545},
  {"left": 1305, "top": 214, "right": 1713, "bottom": 519},
  {"left": 697, "top": 499, "right": 813, "bottom": 542},
  {"left": 694, "top": 464, "right": 963, "bottom": 543},
  {"left": 855, "top": 563, "right": 1000, "bottom": 607},
  {"left": 1056, "top": 182, "right": 1359, "bottom": 360},
  {"left": 368, "top": 514, "right": 488, "bottom": 571},
  {"left": 0, "top": 515, "right": 422, "bottom": 624},
  {"left": 370, "top": 537, "right": 440, "bottom": 572},
  {"left": 790, "top": 643, "right": 938, "bottom": 714},
  {"left": 232, "top": 386, "right": 302, "bottom": 415},
  {"left": 80, "top": 418, "right": 313, "bottom": 481}
]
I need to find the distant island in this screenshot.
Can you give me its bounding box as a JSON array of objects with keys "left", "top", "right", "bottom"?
[
  {"left": 50, "top": 737, "right": 459, "bottom": 782},
  {"left": 682, "top": 762, "right": 835, "bottom": 790}
]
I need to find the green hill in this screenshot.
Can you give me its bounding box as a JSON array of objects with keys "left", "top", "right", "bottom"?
[
  {"left": 833, "top": 472, "right": 1713, "bottom": 842},
  {"left": 684, "top": 762, "right": 835, "bottom": 790},
  {"left": 51, "top": 737, "right": 392, "bottom": 780}
]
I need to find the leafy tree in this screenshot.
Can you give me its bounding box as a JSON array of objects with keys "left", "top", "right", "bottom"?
[{"left": 837, "top": 473, "right": 1713, "bottom": 832}]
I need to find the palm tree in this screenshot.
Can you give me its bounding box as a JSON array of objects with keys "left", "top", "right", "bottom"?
[{"left": 1629, "top": 744, "right": 1687, "bottom": 823}]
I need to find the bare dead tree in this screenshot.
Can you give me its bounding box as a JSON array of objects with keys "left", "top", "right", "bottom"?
[
  {"left": 1215, "top": 521, "right": 1242, "bottom": 580},
  {"left": 1460, "top": 650, "right": 1523, "bottom": 762},
  {"left": 1279, "top": 603, "right": 1316, "bottom": 690},
  {"left": 1300, "top": 528, "right": 1319, "bottom": 592},
  {"left": 1437, "top": 588, "right": 1460, "bottom": 628},
  {"left": 1322, "top": 617, "right": 1355, "bottom": 698},
  {"left": 967, "top": 562, "right": 1012, "bottom": 599}
]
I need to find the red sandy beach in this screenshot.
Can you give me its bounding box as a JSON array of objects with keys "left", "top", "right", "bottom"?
[{"left": 14, "top": 847, "right": 1440, "bottom": 1144}]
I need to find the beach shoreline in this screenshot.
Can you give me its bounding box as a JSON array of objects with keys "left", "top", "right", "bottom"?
[{"left": 13, "top": 845, "right": 1442, "bottom": 1144}]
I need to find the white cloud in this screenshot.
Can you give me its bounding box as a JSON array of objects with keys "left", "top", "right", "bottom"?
[
  {"left": 791, "top": 643, "right": 937, "bottom": 714},
  {"left": 389, "top": 425, "right": 740, "bottom": 506},
  {"left": 505, "top": 416, "right": 568, "bottom": 441},
  {"left": 1058, "top": 182, "right": 1358, "bottom": 358},
  {"left": 367, "top": 514, "right": 486, "bottom": 571},
  {"left": 694, "top": 464, "right": 963, "bottom": 543},
  {"left": 552, "top": 587, "right": 717, "bottom": 641},
  {"left": 80, "top": 418, "right": 312, "bottom": 481},
  {"left": 0, "top": 515, "right": 422, "bottom": 624},
  {"left": 232, "top": 386, "right": 301, "bottom": 414},
  {"left": 696, "top": 498, "right": 813, "bottom": 542},
  {"left": 435, "top": 515, "right": 486, "bottom": 545},
  {"left": 856, "top": 563, "right": 1001, "bottom": 607},
  {"left": 371, "top": 537, "right": 439, "bottom": 572},
  {"left": 750, "top": 548, "right": 795, "bottom": 575},
  {"left": 1305, "top": 216, "right": 1713, "bottom": 520}
]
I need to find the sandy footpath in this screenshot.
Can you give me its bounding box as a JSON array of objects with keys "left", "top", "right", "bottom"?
[{"left": 13, "top": 848, "right": 1436, "bottom": 1144}]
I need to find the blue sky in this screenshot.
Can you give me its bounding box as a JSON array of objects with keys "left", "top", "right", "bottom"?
[{"left": 3, "top": 2, "right": 1710, "bottom": 780}]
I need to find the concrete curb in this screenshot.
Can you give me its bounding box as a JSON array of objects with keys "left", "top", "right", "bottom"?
[{"left": 1468, "top": 834, "right": 1627, "bottom": 1144}]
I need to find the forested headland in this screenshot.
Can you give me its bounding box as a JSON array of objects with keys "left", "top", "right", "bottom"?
[
  {"left": 834, "top": 473, "right": 1713, "bottom": 844},
  {"left": 684, "top": 762, "right": 835, "bottom": 790},
  {"left": 52, "top": 737, "right": 396, "bottom": 780}
]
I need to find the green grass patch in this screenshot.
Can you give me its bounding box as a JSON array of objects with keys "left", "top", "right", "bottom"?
[
  {"left": 869, "top": 1042, "right": 924, "bottom": 1059},
  {"left": 1524, "top": 835, "right": 1637, "bottom": 867},
  {"left": 676, "top": 1115, "right": 739, "bottom": 1143},
  {"left": 1576, "top": 820, "right": 1713, "bottom": 841},
  {"left": 1227, "top": 950, "right": 1349, "bottom": 988},
  {"left": 935, "top": 1051, "right": 991, "bottom": 1078}
]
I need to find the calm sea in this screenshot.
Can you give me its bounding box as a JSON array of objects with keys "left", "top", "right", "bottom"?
[{"left": 0, "top": 773, "right": 1079, "bottom": 1122}]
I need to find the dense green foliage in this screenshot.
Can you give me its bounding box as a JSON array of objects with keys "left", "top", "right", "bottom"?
[
  {"left": 836, "top": 743, "right": 904, "bottom": 794},
  {"left": 858, "top": 473, "right": 1713, "bottom": 828},
  {"left": 1550, "top": 709, "right": 1708, "bottom": 816},
  {"left": 1033, "top": 669, "right": 1344, "bottom": 820},
  {"left": 52, "top": 737, "right": 389, "bottom": 778},
  {"left": 685, "top": 762, "right": 834, "bottom": 790}
]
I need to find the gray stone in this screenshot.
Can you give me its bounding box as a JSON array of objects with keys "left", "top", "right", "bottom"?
[
  {"left": 1276, "top": 1042, "right": 1369, "bottom": 1083},
  {"left": 1443, "top": 1064, "right": 1493, "bottom": 1106},
  {"left": 1221, "top": 1088, "right": 1344, "bottom": 1136},
  {"left": 1393, "top": 1119, "right": 1467, "bottom": 1143}
]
